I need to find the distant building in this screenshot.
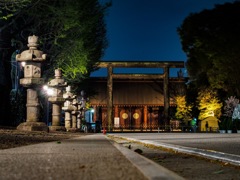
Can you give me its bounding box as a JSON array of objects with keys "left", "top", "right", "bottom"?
[{"left": 87, "top": 77, "right": 186, "bottom": 130}]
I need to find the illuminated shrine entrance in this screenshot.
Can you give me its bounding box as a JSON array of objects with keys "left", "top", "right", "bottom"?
[
  {"left": 117, "top": 106, "right": 161, "bottom": 130},
  {"left": 92, "top": 61, "right": 185, "bottom": 131}
]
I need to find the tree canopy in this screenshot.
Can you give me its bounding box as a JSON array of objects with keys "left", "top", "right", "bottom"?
[
  {"left": 197, "top": 88, "right": 222, "bottom": 120},
  {"left": 0, "top": 0, "right": 110, "bottom": 87},
  {"left": 223, "top": 96, "right": 239, "bottom": 118},
  {"left": 175, "top": 95, "right": 192, "bottom": 123},
  {"left": 178, "top": 1, "right": 240, "bottom": 96}
]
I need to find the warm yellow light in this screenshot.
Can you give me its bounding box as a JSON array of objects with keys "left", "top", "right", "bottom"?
[
  {"left": 43, "top": 85, "right": 48, "bottom": 91},
  {"left": 47, "top": 88, "right": 54, "bottom": 96},
  {"left": 43, "top": 85, "right": 54, "bottom": 96},
  {"left": 21, "top": 62, "right": 26, "bottom": 67}
]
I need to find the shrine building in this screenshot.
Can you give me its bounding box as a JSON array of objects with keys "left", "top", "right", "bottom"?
[{"left": 87, "top": 61, "right": 186, "bottom": 131}]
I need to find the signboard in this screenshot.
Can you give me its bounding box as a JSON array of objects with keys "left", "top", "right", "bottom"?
[{"left": 114, "top": 117, "right": 120, "bottom": 128}]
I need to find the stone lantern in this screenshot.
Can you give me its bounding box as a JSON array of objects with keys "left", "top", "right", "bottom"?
[
  {"left": 47, "top": 69, "right": 67, "bottom": 131},
  {"left": 16, "top": 35, "right": 48, "bottom": 131},
  {"left": 77, "top": 113, "right": 82, "bottom": 129},
  {"left": 77, "top": 90, "right": 87, "bottom": 129},
  {"left": 62, "top": 86, "right": 76, "bottom": 131},
  {"left": 71, "top": 97, "right": 79, "bottom": 131}
]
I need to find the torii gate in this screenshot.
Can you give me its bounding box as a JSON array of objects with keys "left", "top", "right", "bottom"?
[{"left": 97, "top": 61, "right": 185, "bottom": 131}]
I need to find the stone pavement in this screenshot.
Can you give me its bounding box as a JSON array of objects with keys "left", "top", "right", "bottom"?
[{"left": 0, "top": 134, "right": 184, "bottom": 180}]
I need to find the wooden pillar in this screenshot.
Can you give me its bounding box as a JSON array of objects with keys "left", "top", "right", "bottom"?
[
  {"left": 114, "top": 105, "right": 119, "bottom": 117},
  {"left": 114, "top": 105, "right": 119, "bottom": 128},
  {"left": 93, "top": 105, "right": 97, "bottom": 122},
  {"left": 164, "top": 66, "right": 169, "bottom": 125},
  {"left": 143, "top": 105, "right": 148, "bottom": 129},
  {"left": 107, "top": 65, "right": 113, "bottom": 131}
]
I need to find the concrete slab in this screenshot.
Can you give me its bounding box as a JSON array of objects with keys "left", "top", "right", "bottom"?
[{"left": 0, "top": 134, "right": 184, "bottom": 180}]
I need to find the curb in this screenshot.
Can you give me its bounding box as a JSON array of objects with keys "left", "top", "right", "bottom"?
[
  {"left": 108, "top": 134, "right": 240, "bottom": 167},
  {"left": 106, "top": 135, "right": 185, "bottom": 180}
]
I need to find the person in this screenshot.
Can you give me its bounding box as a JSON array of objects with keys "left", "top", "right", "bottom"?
[
  {"left": 83, "top": 125, "right": 88, "bottom": 133},
  {"left": 205, "top": 121, "right": 209, "bottom": 132}
]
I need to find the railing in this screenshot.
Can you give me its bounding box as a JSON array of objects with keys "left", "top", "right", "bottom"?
[
  {"left": 90, "top": 123, "right": 220, "bottom": 133},
  {"left": 102, "top": 125, "right": 193, "bottom": 132}
]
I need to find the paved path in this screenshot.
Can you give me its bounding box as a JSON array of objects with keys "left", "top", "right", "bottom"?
[
  {"left": 109, "top": 133, "right": 240, "bottom": 166},
  {"left": 0, "top": 134, "right": 184, "bottom": 180}
]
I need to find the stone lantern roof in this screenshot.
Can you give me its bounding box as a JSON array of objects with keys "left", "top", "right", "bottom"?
[{"left": 16, "top": 35, "right": 46, "bottom": 62}]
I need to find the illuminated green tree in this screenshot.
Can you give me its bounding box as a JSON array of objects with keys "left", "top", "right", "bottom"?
[
  {"left": 197, "top": 88, "right": 222, "bottom": 120},
  {"left": 0, "top": 0, "right": 110, "bottom": 84},
  {"left": 175, "top": 95, "right": 192, "bottom": 124},
  {"left": 0, "top": 0, "right": 110, "bottom": 125}
]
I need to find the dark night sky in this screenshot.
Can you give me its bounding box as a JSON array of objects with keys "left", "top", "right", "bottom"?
[{"left": 92, "top": 0, "right": 236, "bottom": 77}]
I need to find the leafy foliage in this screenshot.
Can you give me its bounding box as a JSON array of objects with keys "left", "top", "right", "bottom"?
[
  {"left": 223, "top": 96, "right": 239, "bottom": 118},
  {"left": 175, "top": 95, "right": 192, "bottom": 122},
  {"left": 0, "top": 0, "right": 110, "bottom": 125},
  {"left": 197, "top": 88, "right": 222, "bottom": 120},
  {"left": 178, "top": 2, "right": 240, "bottom": 96},
  {"left": 0, "top": 0, "right": 110, "bottom": 87},
  {"left": 0, "top": 0, "right": 31, "bottom": 20},
  {"left": 232, "top": 105, "right": 240, "bottom": 120}
]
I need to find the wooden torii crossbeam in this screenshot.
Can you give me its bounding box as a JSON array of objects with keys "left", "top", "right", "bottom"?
[{"left": 97, "top": 61, "right": 185, "bottom": 131}]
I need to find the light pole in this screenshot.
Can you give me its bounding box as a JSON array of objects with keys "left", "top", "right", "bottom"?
[{"left": 43, "top": 85, "right": 53, "bottom": 126}]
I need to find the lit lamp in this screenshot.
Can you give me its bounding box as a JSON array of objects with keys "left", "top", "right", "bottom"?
[
  {"left": 43, "top": 85, "right": 54, "bottom": 96},
  {"left": 21, "top": 61, "right": 26, "bottom": 67}
]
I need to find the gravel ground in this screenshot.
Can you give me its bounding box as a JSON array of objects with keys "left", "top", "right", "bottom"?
[{"left": 0, "top": 127, "right": 83, "bottom": 149}]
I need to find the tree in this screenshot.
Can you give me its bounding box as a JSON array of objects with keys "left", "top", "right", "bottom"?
[
  {"left": 0, "top": 0, "right": 110, "bottom": 84},
  {"left": 223, "top": 96, "right": 239, "bottom": 118},
  {"left": 0, "top": 0, "right": 31, "bottom": 20},
  {"left": 178, "top": 1, "right": 240, "bottom": 96},
  {"left": 175, "top": 95, "right": 192, "bottom": 124},
  {"left": 0, "top": 0, "right": 110, "bottom": 125},
  {"left": 197, "top": 88, "right": 222, "bottom": 120}
]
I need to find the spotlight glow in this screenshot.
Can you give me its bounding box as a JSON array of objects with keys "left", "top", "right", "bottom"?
[{"left": 21, "top": 62, "right": 26, "bottom": 67}]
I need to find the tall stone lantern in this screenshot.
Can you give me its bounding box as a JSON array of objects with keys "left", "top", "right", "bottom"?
[
  {"left": 62, "top": 86, "right": 76, "bottom": 131},
  {"left": 16, "top": 35, "right": 48, "bottom": 131},
  {"left": 71, "top": 97, "right": 79, "bottom": 131},
  {"left": 47, "top": 69, "right": 67, "bottom": 131}
]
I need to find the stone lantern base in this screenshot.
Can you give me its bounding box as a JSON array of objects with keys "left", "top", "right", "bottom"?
[
  {"left": 49, "top": 126, "right": 66, "bottom": 132},
  {"left": 66, "top": 127, "right": 80, "bottom": 132},
  {"left": 17, "top": 122, "right": 48, "bottom": 132}
]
